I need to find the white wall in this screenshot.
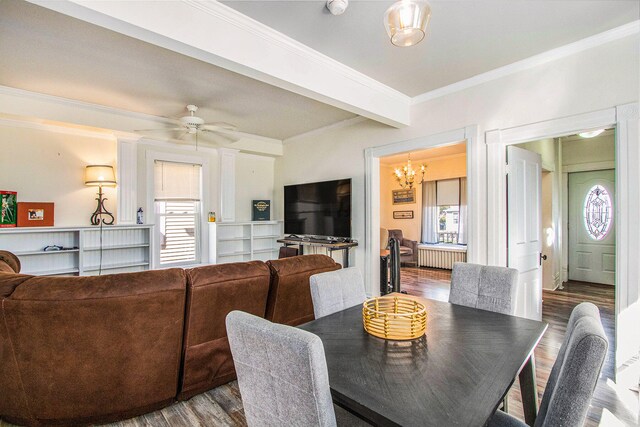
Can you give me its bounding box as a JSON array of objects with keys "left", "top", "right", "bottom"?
[
  {"left": 0, "top": 124, "right": 276, "bottom": 232},
  {"left": 562, "top": 133, "right": 615, "bottom": 166},
  {"left": 235, "top": 153, "right": 275, "bottom": 221},
  {"left": 276, "top": 35, "right": 639, "bottom": 271},
  {"left": 0, "top": 124, "right": 117, "bottom": 226}
]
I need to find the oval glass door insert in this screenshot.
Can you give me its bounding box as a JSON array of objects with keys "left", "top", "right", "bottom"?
[{"left": 583, "top": 185, "right": 612, "bottom": 240}]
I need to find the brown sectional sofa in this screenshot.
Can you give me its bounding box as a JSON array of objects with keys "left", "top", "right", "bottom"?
[
  {"left": 0, "top": 251, "right": 340, "bottom": 426},
  {"left": 266, "top": 255, "right": 341, "bottom": 326}
]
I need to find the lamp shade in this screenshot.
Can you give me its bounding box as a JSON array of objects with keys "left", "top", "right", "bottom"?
[
  {"left": 384, "top": 0, "right": 431, "bottom": 47},
  {"left": 85, "top": 165, "right": 116, "bottom": 187}
]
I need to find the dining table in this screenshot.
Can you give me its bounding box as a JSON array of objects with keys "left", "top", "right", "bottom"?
[{"left": 298, "top": 294, "right": 548, "bottom": 427}]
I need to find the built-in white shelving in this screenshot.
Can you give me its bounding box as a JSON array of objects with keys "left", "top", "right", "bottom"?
[
  {"left": 212, "top": 221, "right": 283, "bottom": 264},
  {"left": 0, "top": 225, "right": 154, "bottom": 276}
]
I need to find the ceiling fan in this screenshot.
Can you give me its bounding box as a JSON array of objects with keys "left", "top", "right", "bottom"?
[{"left": 135, "top": 104, "right": 265, "bottom": 144}]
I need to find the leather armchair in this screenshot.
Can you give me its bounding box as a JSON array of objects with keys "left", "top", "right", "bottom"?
[{"left": 388, "top": 229, "right": 418, "bottom": 266}]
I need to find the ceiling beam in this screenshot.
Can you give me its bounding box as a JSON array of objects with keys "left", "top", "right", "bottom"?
[{"left": 29, "top": 0, "right": 411, "bottom": 128}]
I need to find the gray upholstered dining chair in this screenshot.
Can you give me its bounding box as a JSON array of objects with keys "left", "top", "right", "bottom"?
[
  {"left": 449, "top": 262, "right": 519, "bottom": 315},
  {"left": 310, "top": 267, "right": 367, "bottom": 319},
  {"left": 488, "top": 302, "right": 608, "bottom": 427},
  {"left": 226, "top": 311, "right": 370, "bottom": 427}
]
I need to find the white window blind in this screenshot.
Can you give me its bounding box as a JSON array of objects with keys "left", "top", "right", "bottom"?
[
  {"left": 436, "top": 179, "right": 460, "bottom": 206},
  {"left": 154, "top": 161, "right": 202, "bottom": 265},
  {"left": 154, "top": 160, "right": 201, "bottom": 201}
]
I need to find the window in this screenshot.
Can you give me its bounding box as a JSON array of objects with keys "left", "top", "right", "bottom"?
[
  {"left": 154, "top": 160, "right": 202, "bottom": 265},
  {"left": 436, "top": 179, "right": 460, "bottom": 244},
  {"left": 584, "top": 185, "right": 612, "bottom": 240}
]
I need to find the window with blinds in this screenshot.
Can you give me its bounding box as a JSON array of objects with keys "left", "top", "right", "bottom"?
[{"left": 154, "top": 160, "right": 202, "bottom": 265}]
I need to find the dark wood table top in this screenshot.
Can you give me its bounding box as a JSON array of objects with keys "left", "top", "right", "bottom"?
[{"left": 299, "top": 295, "right": 547, "bottom": 427}]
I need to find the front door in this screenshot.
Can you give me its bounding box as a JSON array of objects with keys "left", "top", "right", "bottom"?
[
  {"left": 507, "top": 146, "right": 543, "bottom": 320},
  {"left": 568, "top": 170, "right": 615, "bottom": 285}
]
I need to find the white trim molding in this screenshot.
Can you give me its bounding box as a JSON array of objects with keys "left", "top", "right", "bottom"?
[
  {"left": 116, "top": 139, "right": 140, "bottom": 224},
  {"left": 364, "top": 126, "right": 480, "bottom": 296},
  {"left": 412, "top": 21, "right": 640, "bottom": 105},
  {"left": 486, "top": 103, "right": 640, "bottom": 379}
]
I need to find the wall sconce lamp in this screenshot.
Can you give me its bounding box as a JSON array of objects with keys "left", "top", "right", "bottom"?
[{"left": 85, "top": 165, "right": 117, "bottom": 225}]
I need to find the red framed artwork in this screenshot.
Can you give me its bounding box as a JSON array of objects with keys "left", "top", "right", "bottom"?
[{"left": 17, "top": 202, "right": 55, "bottom": 227}]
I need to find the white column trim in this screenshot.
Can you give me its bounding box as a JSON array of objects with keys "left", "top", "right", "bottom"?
[
  {"left": 219, "top": 148, "right": 239, "bottom": 223},
  {"left": 116, "top": 138, "right": 139, "bottom": 224}
]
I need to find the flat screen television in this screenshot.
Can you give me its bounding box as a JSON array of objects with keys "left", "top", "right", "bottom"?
[{"left": 284, "top": 178, "right": 351, "bottom": 238}]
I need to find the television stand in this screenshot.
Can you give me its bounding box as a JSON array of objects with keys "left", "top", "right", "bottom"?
[{"left": 277, "top": 237, "right": 358, "bottom": 267}]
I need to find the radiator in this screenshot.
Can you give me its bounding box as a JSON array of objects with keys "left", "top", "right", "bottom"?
[{"left": 418, "top": 246, "right": 467, "bottom": 269}]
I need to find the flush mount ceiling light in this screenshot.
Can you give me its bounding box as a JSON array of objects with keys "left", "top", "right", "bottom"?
[
  {"left": 578, "top": 129, "right": 606, "bottom": 138},
  {"left": 326, "top": 0, "right": 348, "bottom": 16},
  {"left": 384, "top": 0, "right": 432, "bottom": 47}
]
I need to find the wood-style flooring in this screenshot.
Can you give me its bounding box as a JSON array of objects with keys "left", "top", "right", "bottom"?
[
  {"left": 2, "top": 268, "right": 637, "bottom": 427},
  {"left": 401, "top": 267, "right": 639, "bottom": 427}
]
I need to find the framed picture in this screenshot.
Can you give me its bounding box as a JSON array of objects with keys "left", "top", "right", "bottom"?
[
  {"left": 392, "top": 188, "right": 416, "bottom": 205},
  {"left": 0, "top": 191, "right": 17, "bottom": 228},
  {"left": 17, "top": 202, "right": 55, "bottom": 227},
  {"left": 393, "top": 210, "right": 414, "bottom": 219}
]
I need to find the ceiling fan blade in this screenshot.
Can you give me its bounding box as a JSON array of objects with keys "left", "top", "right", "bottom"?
[
  {"left": 202, "top": 126, "right": 272, "bottom": 141},
  {"left": 201, "top": 128, "right": 237, "bottom": 142},
  {"left": 202, "top": 122, "right": 238, "bottom": 131},
  {"left": 134, "top": 127, "right": 184, "bottom": 133}
]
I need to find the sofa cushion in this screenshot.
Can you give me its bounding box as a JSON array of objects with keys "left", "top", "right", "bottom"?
[
  {"left": 179, "top": 261, "right": 271, "bottom": 400},
  {"left": 266, "top": 255, "right": 341, "bottom": 326}
]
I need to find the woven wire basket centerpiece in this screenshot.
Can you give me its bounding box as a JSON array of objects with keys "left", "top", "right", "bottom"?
[{"left": 362, "top": 296, "right": 427, "bottom": 340}]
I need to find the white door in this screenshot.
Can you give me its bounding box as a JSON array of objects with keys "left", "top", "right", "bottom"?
[
  {"left": 507, "top": 146, "right": 543, "bottom": 320},
  {"left": 568, "top": 170, "right": 615, "bottom": 285}
]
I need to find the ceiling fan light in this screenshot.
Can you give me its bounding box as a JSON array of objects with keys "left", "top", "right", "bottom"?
[{"left": 384, "top": 0, "right": 431, "bottom": 47}]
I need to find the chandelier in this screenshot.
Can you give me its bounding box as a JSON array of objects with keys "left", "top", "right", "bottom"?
[
  {"left": 394, "top": 154, "right": 426, "bottom": 189},
  {"left": 384, "top": 0, "right": 432, "bottom": 47}
]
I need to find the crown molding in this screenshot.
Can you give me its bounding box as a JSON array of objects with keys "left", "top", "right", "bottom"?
[
  {"left": 183, "top": 0, "right": 410, "bottom": 105},
  {"left": 0, "top": 85, "right": 176, "bottom": 126},
  {"left": 283, "top": 116, "right": 368, "bottom": 144},
  {"left": 412, "top": 20, "right": 640, "bottom": 105},
  {"left": 0, "top": 115, "right": 118, "bottom": 141}
]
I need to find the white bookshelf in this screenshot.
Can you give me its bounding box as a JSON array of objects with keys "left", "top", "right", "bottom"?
[
  {"left": 213, "top": 221, "right": 283, "bottom": 264},
  {"left": 0, "top": 225, "right": 153, "bottom": 276}
]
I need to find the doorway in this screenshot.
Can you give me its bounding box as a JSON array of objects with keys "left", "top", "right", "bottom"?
[
  {"left": 364, "top": 125, "right": 480, "bottom": 299},
  {"left": 378, "top": 143, "right": 467, "bottom": 299}
]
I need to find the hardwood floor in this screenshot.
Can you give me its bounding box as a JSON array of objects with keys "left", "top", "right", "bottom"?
[
  {"left": 401, "top": 267, "right": 639, "bottom": 427},
  {"left": 2, "top": 268, "right": 636, "bottom": 427}
]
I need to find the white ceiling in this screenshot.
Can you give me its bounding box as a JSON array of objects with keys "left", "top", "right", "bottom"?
[
  {"left": 380, "top": 142, "right": 466, "bottom": 165},
  {"left": 222, "top": 0, "right": 639, "bottom": 97},
  {"left": 1, "top": 1, "right": 637, "bottom": 143},
  {"left": 0, "top": 0, "right": 356, "bottom": 140}
]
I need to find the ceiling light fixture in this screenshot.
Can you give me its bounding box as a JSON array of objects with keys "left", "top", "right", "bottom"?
[
  {"left": 394, "top": 154, "right": 426, "bottom": 189},
  {"left": 384, "top": 0, "right": 431, "bottom": 47},
  {"left": 578, "top": 129, "right": 605, "bottom": 138},
  {"left": 326, "top": 0, "right": 348, "bottom": 16}
]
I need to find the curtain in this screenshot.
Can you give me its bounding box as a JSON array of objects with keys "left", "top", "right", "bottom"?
[
  {"left": 458, "top": 177, "right": 467, "bottom": 244},
  {"left": 421, "top": 181, "right": 438, "bottom": 243}
]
